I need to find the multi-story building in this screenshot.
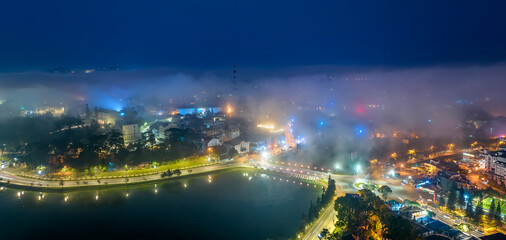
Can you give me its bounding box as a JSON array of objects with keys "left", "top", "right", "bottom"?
[
  {"left": 36, "top": 106, "right": 65, "bottom": 117},
  {"left": 227, "top": 126, "right": 240, "bottom": 140},
  {"left": 484, "top": 148, "right": 506, "bottom": 186},
  {"left": 436, "top": 171, "right": 472, "bottom": 192},
  {"left": 158, "top": 123, "right": 178, "bottom": 140},
  {"left": 122, "top": 124, "right": 141, "bottom": 146}
]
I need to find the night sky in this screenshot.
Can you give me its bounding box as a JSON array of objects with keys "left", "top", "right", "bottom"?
[{"left": 1, "top": 1, "right": 506, "bottom": 71}]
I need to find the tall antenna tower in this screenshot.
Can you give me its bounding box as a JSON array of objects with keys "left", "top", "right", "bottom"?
[{"left": 232, "top": 64, "right": 237, "bottom": 93}]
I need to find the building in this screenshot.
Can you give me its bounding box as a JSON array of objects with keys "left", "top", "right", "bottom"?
[
  {"left": 484, "top": 148, "right": 506, "bottom": 186},
  {"left": 399, "top": 205, "right": 427, "bottom": 220},
  {"left": 122, "top": 124, "right": 141, "bottom": 146},
  {"left": 249, "top": 126, "right": 286, "bottom": 150},
  {"left": 223, "top": 137, "right": 250, "bottom": 154},
  {"left": 158, "top": 123, "right": 178, "bottom": 140},
  {"left": 178, "top": 107, "right": 222, "bottom": 116},
  {"left": 205, "top": 137, "right": 222, "bottom": 147},
  {"left": 385, "top": 200, "right": 404, "bottom": 212},
  {"left": 89, "top": 108, "right": 122, "bottom": 126},
  {"left": 436, "top": 171, "right": 472, "bottom": 192},
  {"left": 35, "top": 106, "right": 65, "bottom": 117},
  {"left": 227, "top": 125, "right": 240, "bottom": 140}
]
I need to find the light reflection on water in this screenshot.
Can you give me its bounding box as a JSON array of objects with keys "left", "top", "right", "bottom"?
[{"left": 0, "top": 169, "right": 321, "bottom": 240}]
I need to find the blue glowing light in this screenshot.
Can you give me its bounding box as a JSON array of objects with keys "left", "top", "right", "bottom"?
[
  {"left": 120, "top": 112, "right": 126, "bottom": 117},
  {"left": 319, "top": 121, "right": 324, "bottom": 126}
]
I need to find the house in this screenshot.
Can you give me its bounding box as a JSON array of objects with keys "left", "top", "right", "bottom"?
[
  {"left": 385, "top": 199, "right": 404, "bottom": 212},
  {"left": 400, "top": 205, "right": 427, "bottom": 220},
  {"left": 223, "top": 137, "right": 250, "bottom": 154},
  {"left": 436, "top": 171, "right": 472, "bottom": 192}
]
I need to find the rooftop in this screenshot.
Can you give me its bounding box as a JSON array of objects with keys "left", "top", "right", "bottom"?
[{"left": 480, "top": 233, "right": 506, "bottom": 240}]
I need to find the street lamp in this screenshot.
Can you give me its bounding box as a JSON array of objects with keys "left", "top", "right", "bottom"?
[{"left": 356, "top": 165, "right": 361, "bottom": 175}]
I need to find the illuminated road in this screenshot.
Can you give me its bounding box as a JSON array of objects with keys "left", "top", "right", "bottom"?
[
  {"left": 427, "top": 206, "right": 484, "bottom": 238},
  {"left": 0, "top": 161, "right": 247, "bottom": 189},
  {"left": 257, "top": 161, "right": 434, "bottom": 202},
  {"left": 301, "top": 203, "right": 336, "bottom": 240}
]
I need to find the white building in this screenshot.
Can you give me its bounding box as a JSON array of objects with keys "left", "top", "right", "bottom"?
[
  {"left": 224, "top": 137, "right": 250, "bottom": 154},
  {"left": 122, "top": 124, "right": 141, "bottom": 146},
  {"left": 158, "top": 123, "right": 177, "bottom": 140},
  {"left": 484, "top": 148, "right": 506, "bottom": 186},
  {"left": 207, "top": 138, "right": 222, "bottom": 147}
]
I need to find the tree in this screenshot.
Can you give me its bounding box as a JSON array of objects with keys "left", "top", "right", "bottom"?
[
  {"left": 474, "top": 199, "right": 484, "bottom": 225},
  {"left": 227, "top": 148, "right": 238, "bottom": 158},
  {"left": 378, "top": 185, "right": 393, "bottom": 201},
  {"left": 465, "top": 201, "right": 475, "bottom": 220},
  {"left": 335, "top": 194, "right": 368, "bottom": 237},
  {"left": 173, "top": 169, "right": 182, "bottom": 176},
  {"left": 152, "top": 162, "right": 160, "bottom": 169},
  {"left": 457, "top": 188, "right": 466, "bottom": 208},
  {"left": 320, "top": 228, "right": 330, "bottom": 239},
  {"left": 439, "top": 195, "right": 446, "bottom": 207},
  {"left": 495, "top": 202, "right": 503, "bottom": 228},
  {"left": 334, "top": 189, "right": 415, "bottom": 240},
  {"left": 106, "top": 129, "right": 124, "bottom": 152},
  {"left": 161, "top": 169, "right": 173, "bottom": 178},
  {"left": 488, "top": 199, "right": 496, "bottom": 223},
  {"left": 384, "top": 215, "right": 419, "bottom": 240},
  {"left": 447, "top": 184, "right": 457, "bottom": 211}
]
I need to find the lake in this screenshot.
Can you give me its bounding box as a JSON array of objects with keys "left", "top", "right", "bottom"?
[{"left": 0, "top": 169, "right": 321, "bottom": 240}]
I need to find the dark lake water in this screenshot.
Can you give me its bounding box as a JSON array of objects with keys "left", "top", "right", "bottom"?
[{"left": 0, "top": 169, "right": 321, "bottom": 240}]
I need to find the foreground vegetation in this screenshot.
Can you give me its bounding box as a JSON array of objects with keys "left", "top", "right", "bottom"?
[
  {"left": 329, "top": 188, "right": 419, "bottom": 240},
  {"left": 438, "top": 183, "right": 505, "bottom": 233}
]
